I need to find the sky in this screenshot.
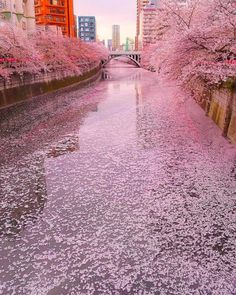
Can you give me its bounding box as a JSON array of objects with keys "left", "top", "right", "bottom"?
[{"left": 73, "top": 0, "right": 136, "bottom": 43}]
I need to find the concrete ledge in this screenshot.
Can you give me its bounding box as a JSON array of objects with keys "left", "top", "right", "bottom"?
[{"left": 0, "top": 66, "right": 101, "bottom": 110}]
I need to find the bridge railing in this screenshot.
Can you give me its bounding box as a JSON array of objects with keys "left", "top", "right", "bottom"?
[{"left": 109, "top": 51, "right": 141, "bottom": 55}]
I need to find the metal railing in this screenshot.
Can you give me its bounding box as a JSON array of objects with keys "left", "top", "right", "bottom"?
[{"left": 109, "top": 51, "right": 141, "bottom": 55}]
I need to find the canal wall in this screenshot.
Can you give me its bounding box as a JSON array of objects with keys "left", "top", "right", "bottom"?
[
  {"left": 0, "top": 65, "right": 101, "bottom": 109},
  {"left": 193, "top": 79, "right": 236, "bottom": 144}
]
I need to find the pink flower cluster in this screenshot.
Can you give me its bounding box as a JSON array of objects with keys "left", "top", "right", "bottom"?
[
  {"left": 0, "top": 58, "right": 19, "bottom": 63},
  {"left": 0, "top": 24, "right": 109, "bottom": 79},
  {"left": 142, "top": 0, "right": 236, "bottom": 86}
]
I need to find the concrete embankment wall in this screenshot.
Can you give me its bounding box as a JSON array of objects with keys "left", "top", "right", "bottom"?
[
  {"left": 0, "top": 66, "right": 101, "bottom": 109},
  {"left": 194, "top": 79, "right": 236, "bottom": 144}
]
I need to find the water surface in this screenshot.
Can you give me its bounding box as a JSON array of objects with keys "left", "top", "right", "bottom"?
[{"left": 0, "top": 60, "right": 236, "bottom": 295}]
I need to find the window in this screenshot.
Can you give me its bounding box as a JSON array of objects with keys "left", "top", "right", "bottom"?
[{"left": 54, "top": 0, "right": 58, "bottom": 4}]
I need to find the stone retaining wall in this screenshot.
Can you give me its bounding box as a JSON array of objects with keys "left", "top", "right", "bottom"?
[
  {"left": 194, "top": 79, "right": 236, "bottom": 144},
  {"left": 0, "top": 66, "right": 101, "bottom": 109}
]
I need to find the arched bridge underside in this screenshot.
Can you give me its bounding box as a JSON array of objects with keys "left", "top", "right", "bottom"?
[{"left": 103, "top": 51, "right": 141, "bottom": 67}]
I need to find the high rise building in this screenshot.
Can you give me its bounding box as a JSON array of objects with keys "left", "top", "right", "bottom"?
[
  {"left": 125, "top": 38, "right": 135, "bottom": 51},
  {"left": 78, "top": 16, "right": 96, "bottom": 42},
  {"left": 112, "top": 25, "right": 120, "bottom": 51},
  {"left": 140, "top": 0, "right": 159, "bottom": 49},
  {"left": 135, "top": 0, "right": 149, "bottom": 50},
  {"left": 0, "top": 0, "right": 35, "bottom": 31},
  {"left": 34, "top": 0, "right": 75, "bottom": 37},
  {"left": 140, "top": 0, "right": 187, "bottom": 49}
]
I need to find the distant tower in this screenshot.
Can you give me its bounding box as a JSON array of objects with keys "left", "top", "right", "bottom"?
[
  {"left": 125, "top": 37, "right": 135, "bottom": 51},
  {"left": 112, "top": 25, "right": 120, "bottom": 51}
]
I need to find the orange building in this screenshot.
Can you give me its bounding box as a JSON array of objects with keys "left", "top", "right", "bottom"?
[{"left": 34, "top": 0, "right": 75, "bottom": 37}]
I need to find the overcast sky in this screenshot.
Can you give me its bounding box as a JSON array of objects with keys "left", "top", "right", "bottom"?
[{"left": 73, "top": 0, "right": 136, "bottom": 43}]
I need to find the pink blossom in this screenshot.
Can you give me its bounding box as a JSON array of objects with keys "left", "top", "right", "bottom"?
[
  {"left": 0, "top": 23, "right": 109, "bottom": 79},
  {"left": 142, "top": 0, "right": 236, "bottom": 86}
]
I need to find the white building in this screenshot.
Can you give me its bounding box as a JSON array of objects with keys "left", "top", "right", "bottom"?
[
  {"left": 139, "top": 0, "right": 189, "bottom": 49},
  {"left": 0, "top": 0, "right": 35, "bottom": 31},
  {"left": 140, "top": 0, "right": 159, "bottom": 49},
  {"left": 136, "top": 0, "right": 149, "bottom": 50}
]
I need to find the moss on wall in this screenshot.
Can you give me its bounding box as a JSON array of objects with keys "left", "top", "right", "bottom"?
[
  {"left": 193, "top": 78, "right": 236, "bottom": 145},
  {"left": 228, "top": 114, "right": 236, "bottom": 145},
  {"left": 222, "top": 79, "right": 236, "bottom": 92},
  {"left": 208, "top": 100, "right": 226, "bottom": 130}
]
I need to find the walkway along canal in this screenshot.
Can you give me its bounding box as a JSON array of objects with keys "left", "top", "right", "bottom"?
[{"left": 0, "top": 60, "right": 236, "bottom": 294}]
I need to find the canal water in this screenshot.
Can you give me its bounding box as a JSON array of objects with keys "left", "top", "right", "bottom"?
[{"left": 0, "top": 60, "right": 236, "bottom": 295}]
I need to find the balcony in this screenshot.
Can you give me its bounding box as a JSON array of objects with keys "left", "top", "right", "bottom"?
[
  {"left": 45, "top": 18, "right": 66, "bottom": 24},
  {"left": 47, "top": 8, "right": 65, "bottom": 15}
]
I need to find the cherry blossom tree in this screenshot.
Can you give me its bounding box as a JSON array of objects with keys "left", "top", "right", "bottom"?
[
  {"left": 142, "top": 0, "right": 236, "bottom": 87},
  {"left": 0, "top": 23, "right": 42, "bottom": 78},
  {"left": 0, "top": 23, "right": 109, "bottom": 79}
]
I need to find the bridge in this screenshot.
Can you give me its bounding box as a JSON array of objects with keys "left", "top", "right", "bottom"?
[{"left": 103, "top": 51, "right": 142, "bottom": 67}]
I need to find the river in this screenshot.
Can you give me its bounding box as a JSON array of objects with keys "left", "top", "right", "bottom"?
[{"left": 0, "top": 60, "right": 236, "bottom": 295}]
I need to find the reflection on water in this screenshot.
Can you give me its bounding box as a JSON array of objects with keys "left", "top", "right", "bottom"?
[
  {"left": 0, "top": 84, "right": 101, "bottom": 240},
  {"left": 105, "top": 57, "right": 140, "bottom": 69},
  {"left": 0, "top": 133, "right": 81, "bottom": 237},
  {"left": 102, "top": 69, "right": 112, "bottom": 80},
  {"left": 135, "top": 83, "right": 158, "bottom": 149},
  {"left": 0, "top": 155, "right": 47, "bottom": 238}
]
